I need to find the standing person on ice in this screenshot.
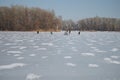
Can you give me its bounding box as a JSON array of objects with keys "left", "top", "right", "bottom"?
[
  {"left": 68, "top": 28, "right": 71, "bottom": 34},
  {"left": 37, "top": 31, "right": 39, "bottom": 34},
  {"left": 78, "top": 31, "right": 80, "bottom": 35},
  {"left": 50, "top": 32, "right": 53, "bottom": 35}
]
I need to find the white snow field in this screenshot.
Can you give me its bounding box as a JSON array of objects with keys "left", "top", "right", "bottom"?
[{"left": 0, "top": 31, "right": 120, "bottom": 80}]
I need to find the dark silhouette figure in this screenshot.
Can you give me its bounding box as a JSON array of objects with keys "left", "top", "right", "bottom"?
[
  {"left": 68, "top": 29, "right": 71, "bottom": 34},
  {"left": 51, "top": 32, "right": 53, "bottom": 35},
  {"left": 78, "top": 31, "right": 80, "bottom": 35},
  {"left": 37, "top": 31, "right": 39, "bottom": 34}
]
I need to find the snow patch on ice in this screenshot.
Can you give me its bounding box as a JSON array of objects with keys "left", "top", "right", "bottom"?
[
  {"left": 64, "top": 56, "right": 72, "bottom": 59},
  {"left": 0, "top": 63, "right": 26, "bottom": 70},
  {"left": 33, "top": 46, "right": 39, "bottom": 48},
  {"left": 111, "top": 56, "right": 119, "bottom": 59},
  {"left": 104, "top": 58, "right": 111, "bottom": 62},
  {"left": 41, "top": 56, "right": 48, "bottom": 59},
  {"left": 19, "top": 46, "right": 27, "bottom": 49},
  {"left": 104, "top": 58, "right": 120, "bottom": 64},
  {"left": 112, "top": 61, "right": 120, "bottom": 64},
  {"left": 14, "top": 54, "right": 20, "bottom": 57},
  {"left": 71, "top": 47, "right": 78, "bottom": 52},
  {"left": 91, "top": 47, "right": 97, "bottom": 49},
  {"left": 93, "top": 48, "right": 107, "bottom": 53},
  {"left": 87, "top": 43, "right": 93, "bottom": 46},
  {"left": 7, "top": 51, "right": 22, "bottom": 54},
  {"left": 29, "top": 54, "right": 36, "bottom": 57},
  {"left": 81, "top": 53, "right": 95, "bottom": 56},
  {"left": 88, "top": 64, "right": 99, "bottom": 68},
  {"left": 16, "top": 57, "right": 24, "bottom": 60},
  {"left": 4, "top": 43, "right": 13, "bottom": 45},
  {"left": 111, "top": 48, "right": 119, "bottom": 52},
  {"left": 37, "top": 48, "right": 47, "bottom": 50},
  {"left": 66, "top": 63, "right": 76, "bottom": 67},
  {"left": 41, "top": 43, "right": 53, "bottom": 46},
  {"left": 29, "top": 40, "right": 34, "bottom": 42},
  {"left": 26, "top": 73, "right": 41, "bottom": 80},
  {"left": 15, "top": 40, "right": 23, "bottom": 42},
  {"left": 10, "top": 46, "right": 19, "bottom": 48},
  {"left": 95, "top": 50, "right": 107, "bottom": 53}
]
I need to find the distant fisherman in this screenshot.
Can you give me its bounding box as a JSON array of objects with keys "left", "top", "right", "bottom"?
[
  {"left": 37, "top": 31, "right": 39, "bottom": 34},
  {"left": 51, "top": 32, "right": 53, "bottom": 35},
  {"left": 68, "top": 29, "right": 71, "bottom": 34},
  {"left": 78, "top": 31, "right": 80, "bottom": 35}
]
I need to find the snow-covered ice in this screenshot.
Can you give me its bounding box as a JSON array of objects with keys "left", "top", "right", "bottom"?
[
  {"left": 37, "top": 48, "right": 47, "bottom": 50},
  {"left": 81, "top": 53, "right": 95, "bottom": 56},
  {"left": 29, "top": 54, "right": 36, "bottom": 57},
  {"left": 19, "top": 46, "right": 27, "bottom": 49},
  {"left": 14, "top": 54, "right": 20, "bottom": 57},
  {"left": 0, "top": 63, "right": 26, "bottom": 70},
  {"left": 0, "top": 31, "right": 120, "bottom": 80},
  {"left": 16, "top": 57, "right": 24, "bottom": 60},
  {"left": 41, "top": 43, "right": 53, "bottom": 46},
  {"left": 104, "top": 58, "right": 120, "bottom": 64},
  {"left": 88, "top": 64, "right": 99, "bottom": 68},
  {"left": 71, "top": 47, "right": 78, "bottom": 52},
  {"left": 111, "top": 48, "right": 119, "bottom": 52},
  {"left": 110, "top": 56, "right": 119, "bottom": 59},
  {"left": 33, "top": 46, "right": 39, "bottom": 48},
  {"left": 7, "top": 51, "right": 22, "bottom": 54},
  {"left": 66, "top": 63, "right": 76, "bottom": 67},
  {"left": 41, "top": 56, "right": 48, "bottom": 59},
  {"left": 64, "top": 56, "right": 72, "bottom": 59},
  {"left": 26, "top": 73, "right": 41, "bottom": 80}
]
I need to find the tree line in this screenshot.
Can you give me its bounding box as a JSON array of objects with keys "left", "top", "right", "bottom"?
[
  {"left": 0, "top": 5, "right": 120, "bottom": 31},
  {"left": 62, "top": 16, "right": 120, "bottom": 31},
  {"left": 0, "top": 5, "right": 62, "bottom": 31}
]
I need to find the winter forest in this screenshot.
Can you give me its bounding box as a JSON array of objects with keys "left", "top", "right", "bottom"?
[{"left": 0, "top": 5, "right": 120, "bottom": 31}]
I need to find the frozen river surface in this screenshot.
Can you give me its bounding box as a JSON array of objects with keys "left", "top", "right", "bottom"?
[{"left": 0, "top": 31, "right": 120, "bottom": 80}]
